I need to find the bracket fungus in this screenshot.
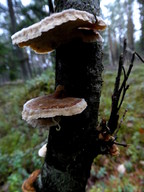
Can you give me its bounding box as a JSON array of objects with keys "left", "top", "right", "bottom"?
[
  {"left": 11, "top": 9, "right": 106, "bottom": 53},
  {"left": 22, "top": 169, "right": 40, "bottom": 192},
  {"left": 22, "top": 85, "right": 87, "bottom": 128}
]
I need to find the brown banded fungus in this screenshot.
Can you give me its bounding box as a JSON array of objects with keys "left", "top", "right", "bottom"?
[
  {"left": 22, "top": 85, "right": 87, "bottom": 128},
  {"left": 11, "top": 9, "right": 106, "bottom": 54}
]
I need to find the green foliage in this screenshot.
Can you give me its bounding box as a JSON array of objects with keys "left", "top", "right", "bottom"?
[
  {"left": 97, "top": 167, "right": 107, "bottom": 179},
  {"left": 125, "top": 130, "right": 144, "bottom": 162},
  {"left": 0, "top": 68, "right": 54, "bottom": 190},
  {"left": 90, "top": 173, "right": 139, "bottom": 192},
  {"left": 91, "top": 64, "right": 144, "bottom": 192},
  {"left": 0, "top": 34, "right": 21, "bottom": 80},
  {"left": 26, "top": 68, "right": 55, "bottom": 94},
  {"left": 20, "top": 68, "right": 55, "bottom": 105},
  {"left": 124, "top": 161, "right": 133, "bottom": 173},
  {"left": 8, "top": 172, "right": 23, "bottom": 192},
  {"left": 0, "top": 63, "right": 144, "bottom": 191},
  {"left": 90, "top": 185, "right": 104, "bottom": 192}
]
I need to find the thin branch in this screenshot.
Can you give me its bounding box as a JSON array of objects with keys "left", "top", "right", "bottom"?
[
  {"left": 108, "top": 39, "right": 144, "bottom": 135},
  {"left": 113, "top": 54, "right": 123, "bottom": 95},
  {"left": 118, "top": 84, "right": 129, "bottom": 111},
  {"left": 118, "top": 53, "right": 135, "bottom": 95},
  {"left": 135, "top": 52, "right": 144, "bottom": 63},
  {"left": 107, "top": 46, "right": 125, "bottom": 134},
  {"left": 116, "top": 66, "right": 127, "bottom": 111},
  {"left": 122, "top": 38, "right": 127, "bottom": 62},
  {"left": 48, "top": 0, "right": 54, "bottom": 14},
  {"left": 122, "top": 65, "right": 126, "bottom": 79},
  {"left": 114, "top": 109, "right": 128, "bottom": 136},
  {"left": 113, "top": 141, "right": 127, "bottom": 147}
]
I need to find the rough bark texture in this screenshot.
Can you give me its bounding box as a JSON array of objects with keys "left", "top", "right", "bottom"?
[
  {"left": 55, "top": 0, "right": 100, "bottom": 17},
  {"left": 34, "top": 1, "right": 103, "bottom": 191}
]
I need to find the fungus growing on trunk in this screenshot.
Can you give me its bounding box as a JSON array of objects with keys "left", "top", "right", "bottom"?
[
  {"left": 22, "top": 170, "right": 40, "bottom": 192},
  {"left": 11, "top": 9, "right": 106, "bottom": 53},
  {"left": 22, "top": 85, "right": 87, "bottom": 129},
  {"left": 11, "top": 5, "right": 107, "bottom": 192}
]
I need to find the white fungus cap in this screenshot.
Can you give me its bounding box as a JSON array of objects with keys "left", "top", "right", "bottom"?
[{"left": 11, "top": 9, "right": 106, "bottom": 54}]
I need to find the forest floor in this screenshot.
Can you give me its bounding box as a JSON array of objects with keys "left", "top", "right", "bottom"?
[
  {"left": 0, "top": 65, "right": 144, "bottom": 192},
  {"left": 88, "top": 64, "right": 144, "bottom": 192}
]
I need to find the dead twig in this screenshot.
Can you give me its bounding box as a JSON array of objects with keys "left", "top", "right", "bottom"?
[
  {"left": 108, "top": 40, "right": 144, "bottom": 134},
  {"left": 97, "top": 40, "right": 144, "bottom": 153},
  {"left": 48, "top": 0, "right": 54, "bottom": 14},
  {"left": 135, "top": 52, "right": 144, "bottom": 63},
  {"left": 114, "top": 109, "right": 127, "bottom": 137}
]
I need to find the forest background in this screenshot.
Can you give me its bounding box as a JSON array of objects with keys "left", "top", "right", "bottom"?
[{"left": 0, "top": 0, "right": 144, "bottom": 191}]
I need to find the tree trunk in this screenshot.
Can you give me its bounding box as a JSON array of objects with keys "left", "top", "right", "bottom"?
[
  {"left": 7, "top": 0, "right": 30, "bottom": 80},
  {"left": 108, "top": 27, "right": 118, "bottom": 66},
  {"left": 126, "top": 0, "right": 134, "bottom": 51},
  {"left": 7, "top": 0, "right": 16, "bottom": 34},
  {"left": 35, "top": 1, "right": 103, "bottom": 191},
  {"left": 138, "top": 0, "right": 144, "bottom": 52}
]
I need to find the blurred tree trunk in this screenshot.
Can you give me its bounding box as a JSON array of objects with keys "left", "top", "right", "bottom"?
[
  {"left": 138, "top": 0, "right": 144, "bottom": 52},
  {"left": 108, "top": 27, "right": 114, "bottom": 66},
  {"left": 7, "top": 0, "right": 16, "bottom": 34},
  {"left": 108, "top": 27, "right": 119, "bottom": 66},
  {"left": 7, "top": 0, "right": 31, "bottom": 80},
  {"left": 34, "top": 0, "right": 104, "bottom": 192},
  {"left": 106, "top": 1, "right": 125, "bottom": 66},
  {"left": 126, "top": 0, "right": 134, "bottom": 51}
]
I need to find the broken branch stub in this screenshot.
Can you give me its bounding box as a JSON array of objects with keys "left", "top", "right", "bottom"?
[{"left": 11, "top": 9, "right": 106, "bottom": 54}]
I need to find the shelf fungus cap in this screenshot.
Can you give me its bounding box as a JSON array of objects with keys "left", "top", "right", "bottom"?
[
  {"left": 22, "top": 85, "right": 87, "bottom": 123},
  {"left": 22, "top": 169, "right": 40, "bottom": 192},
  {"left": 11, "top": 9, "right": 106, "bottom": 53}
]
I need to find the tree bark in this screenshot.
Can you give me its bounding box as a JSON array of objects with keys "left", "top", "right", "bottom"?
[
  {"left": 35, "top": 1, "right": 103, "bottom": 191},
  {"left": 126, "top": 0, "right": 134, "bottom": 51},
  {"left": 7, "top": 0, "right": 30, "bottom": 80},
  {"left": 108, "top": 27, "right": 118, "bottom": 66},
  {"left": 7, "top": 0, "right": 16, "bottom": 34},
  {"left": 54, "top": 0, "right": 100, "bottom": 17},
  {"left": 138, "top": 0, "right": 144, "bottom": 52}
]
